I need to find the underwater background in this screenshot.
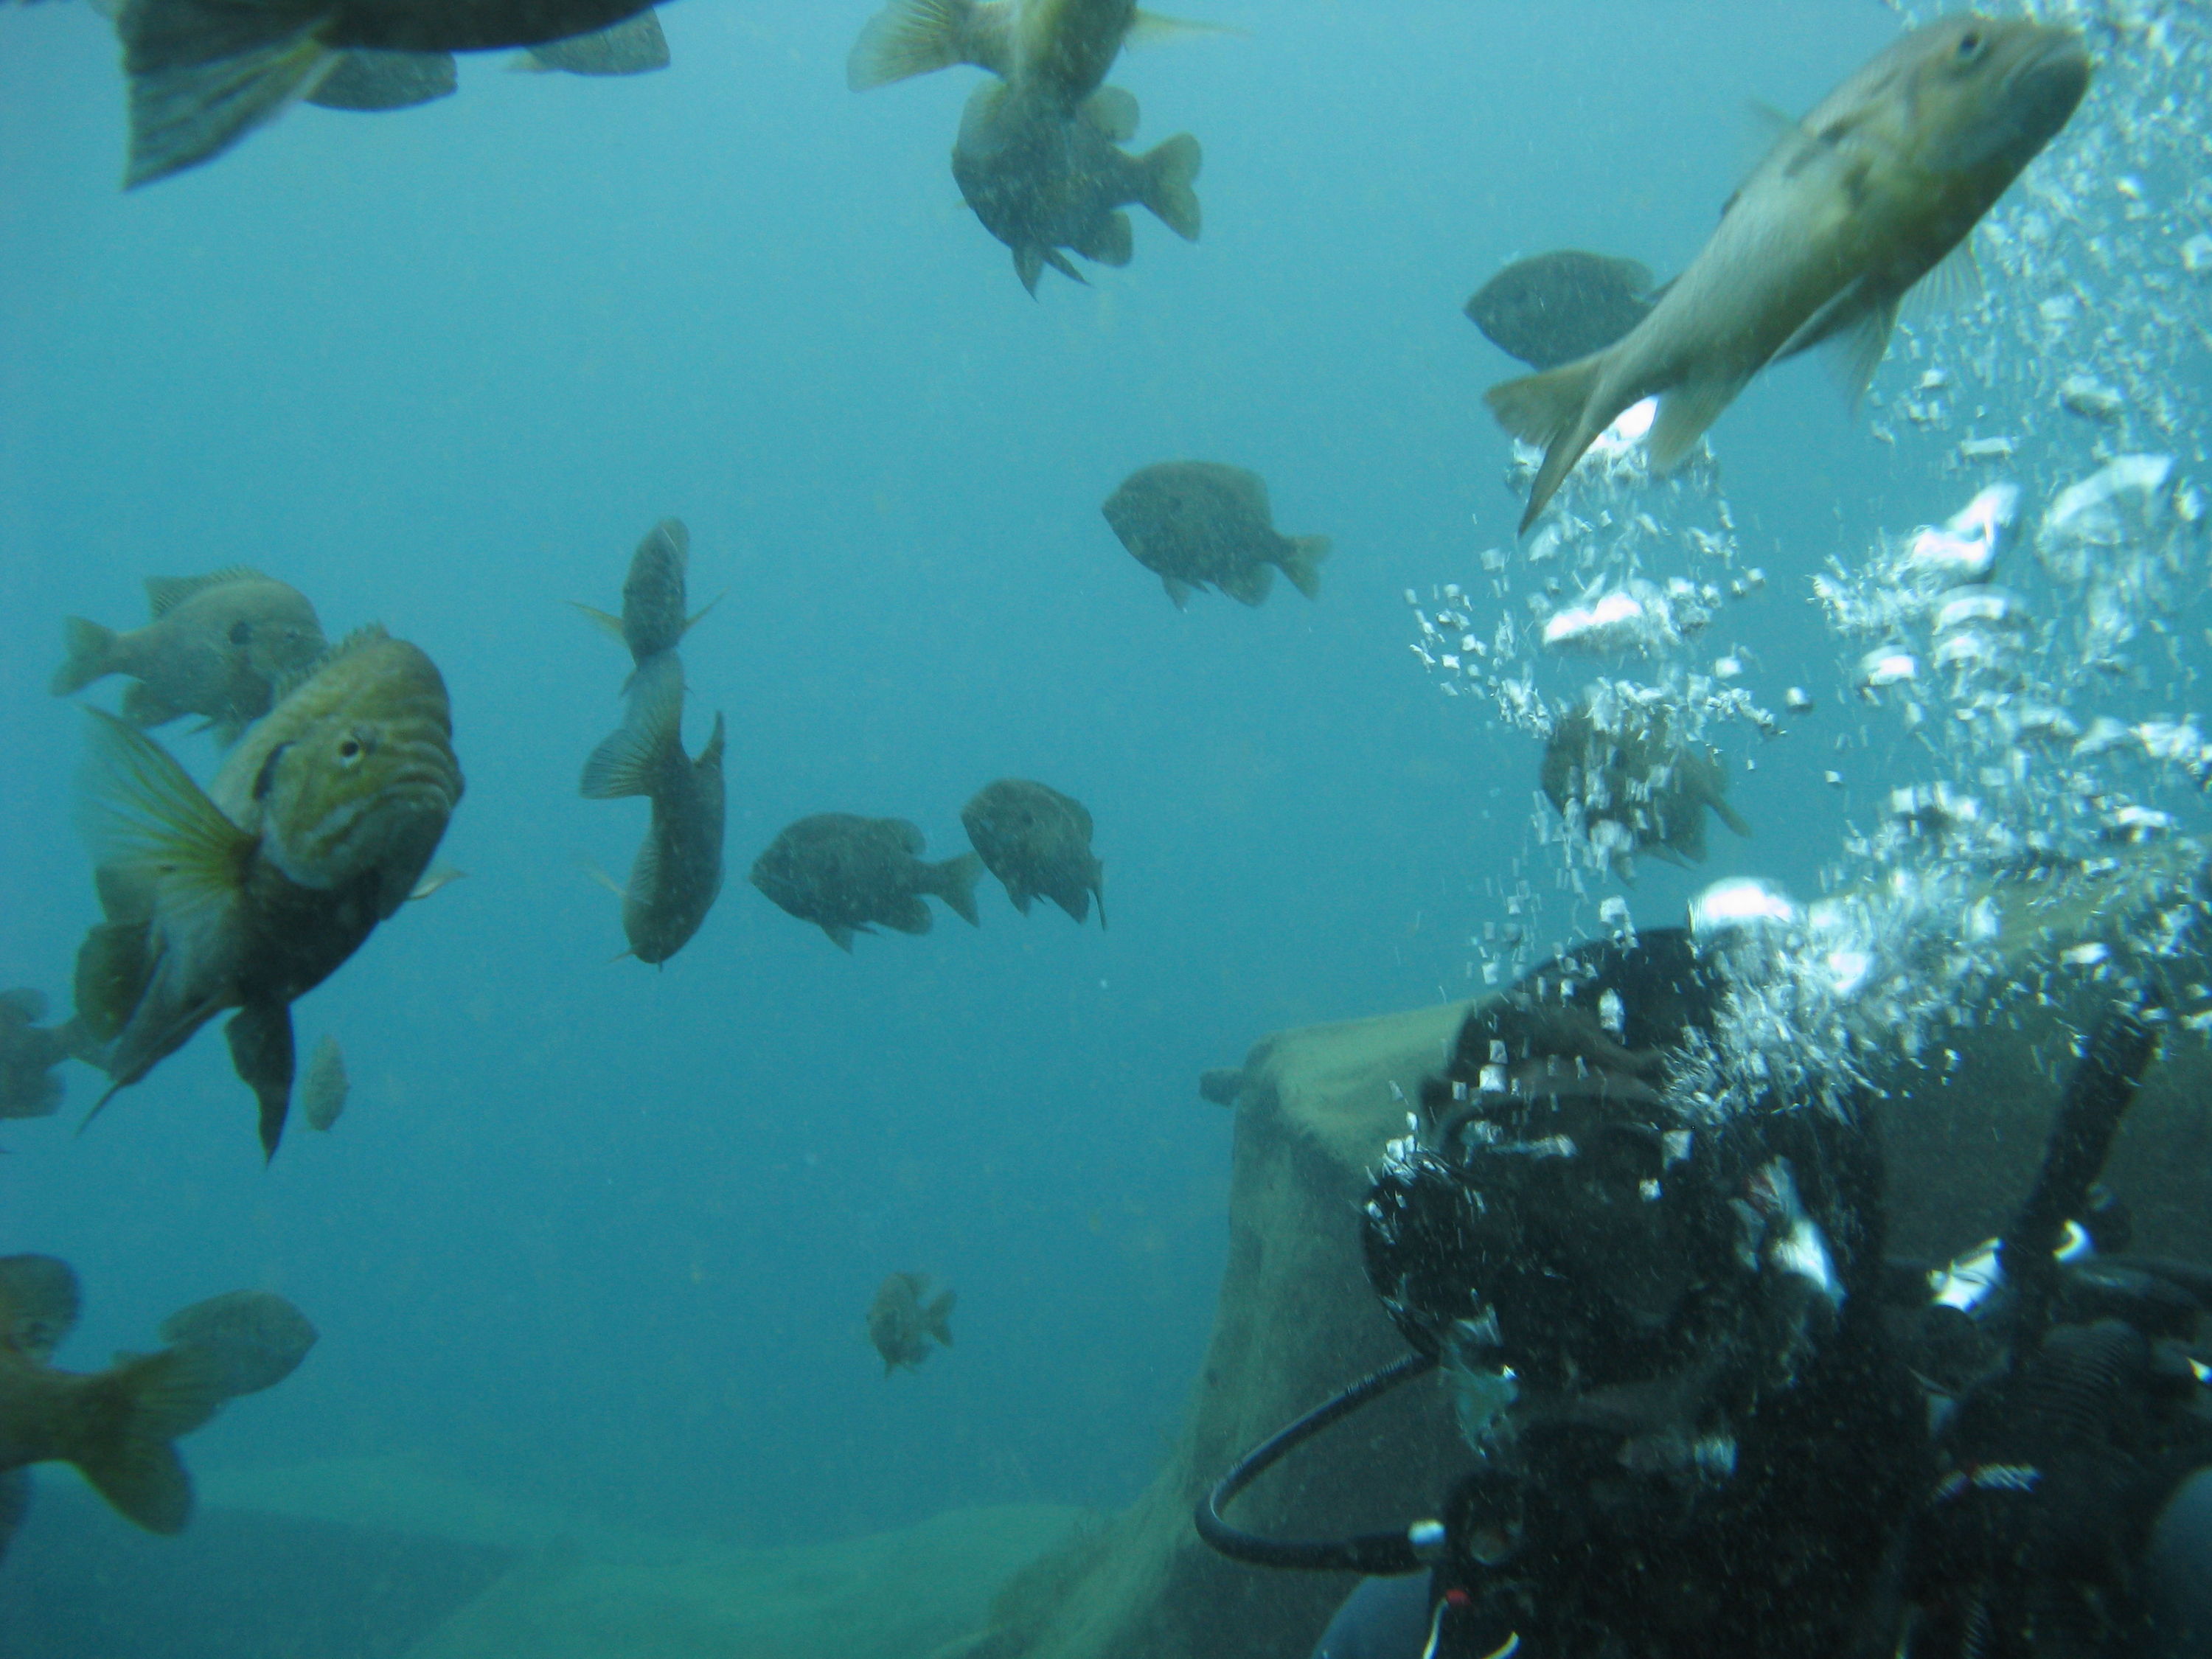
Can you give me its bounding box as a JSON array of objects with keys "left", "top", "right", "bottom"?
[{"left": 4, "top": 0, "right": 2191, "bottom": 1640}]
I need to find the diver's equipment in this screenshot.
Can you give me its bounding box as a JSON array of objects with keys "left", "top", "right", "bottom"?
[{"left": 1194, "top": 1352, "right": 1443, "bottom": 1575}]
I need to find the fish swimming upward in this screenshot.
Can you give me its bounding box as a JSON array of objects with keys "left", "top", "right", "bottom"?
[
  {"left": 1487, "top": 16, "right": 2090, "bottom": 532},
  {"left": 580, "top": 652, "right": 727, "bottom": 965},
  {"left": 72, "top": 625, "right": 463, "bottom": 1158},
  {"left": 573, "top": 518, "right": 715, "bottom": 675}
]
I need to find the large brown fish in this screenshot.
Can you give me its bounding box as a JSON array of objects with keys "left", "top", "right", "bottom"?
[
  {"left": 1102, "top": 459, "right": 1328, "bottom": 609},
  {"left": 72, "top": 625, "right": 463, "bottom": 1158},
  {"left": 1540, "top": 692, "right": 1748, "bottom": 883},
  {"left": 580, "top": 653, "right": 726, "bottom": 964},
  {"left": 114, "top": 0, "right": 668, "bottom": 184},
  {"left": 848, "top": 0, "right": 1220, "bottom": 108},
  {"left": 866, "top": 1272, "right": 954, "bottom": 1376},
  {"left": 961, "top": 778, "right": 1105, "bottom": 927},
  {"left": 52, "top": 568, "right": 327, "bottom": 749},
  {"left": 750, "top": 813, "right": 981, "bottom": 952},
  {"left": 1489, "top": 16, "right": 2091, "bottom": 532},
  {"left": 0, "top": 1256, "right": 315, "bottom": 1562},
  {"left": 952, "top": 80, "right": 1200, "bottom": 293}
]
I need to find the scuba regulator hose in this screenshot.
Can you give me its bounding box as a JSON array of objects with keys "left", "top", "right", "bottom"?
[{"left": 1194, "top": 1350, "right": 1444, "bottom": 1574}]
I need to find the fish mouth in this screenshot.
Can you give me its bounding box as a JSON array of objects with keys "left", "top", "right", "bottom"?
[{"left": 2003, "top": 28, "right": 2093, "bottom": 138}]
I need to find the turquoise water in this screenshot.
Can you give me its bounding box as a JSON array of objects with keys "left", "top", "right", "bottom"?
[{"left": 1, "top": 0, "right": 2197, "bottom": 1649}]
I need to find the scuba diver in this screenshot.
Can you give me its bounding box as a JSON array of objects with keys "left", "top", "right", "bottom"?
[{"left": 1195, "top": 925, "right": 2212, "bottom": 1659}]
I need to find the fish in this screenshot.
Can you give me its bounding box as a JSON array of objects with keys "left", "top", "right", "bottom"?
[
  {"left": 0, "top": 1256, "right": 311, "bottom": 1561},
  {"left": 515, "top": 9, "right": 667, "bottom": 74},
  {"left": 154, "top": 1289, "right": 319, "bottom": 1400},
  {"left": 300, "top": 1033, "right": 347, "bottom": 1131},
  {"left": 113, "top": 0, "right": 667, "bottom": 186},
  {"left": 1465, "top": 251, "right": 1660, "bottom": 372},
  {"left": 52, "top": 568, "right": 327, "bottom": 749},
  {"left": 750, "top": 813, "right": 982, "bottom": 952},
  {"left": 867, "top": 1272, "right": 954, "bottom": 1376},
  {"left": 580, "top": 653, "right": 726, "bottom": 964},
  {"left": 961, "top": 778, "right": 1105, "bottom": 927},
  {"left": 952, "top": 80, "right": 1200, "bottom": 294},
  {"left": 72, "top": 625, "right": 464, "bottom": 1158},
  {"left": 0, "top": 990, "right": 79, "bottom": 1122},
  {"left": 306, "top": 48, "right": 457, "bottom": 109},
  {"left": 1539, "top": 692, "right": 1749, "bottom": 883},
  {"left": 1487, "top": 16, "right": 2091, "bottom": 532},
  {"left": 847, "top": 0, "right": 1225, "bottom": 107},
  {"left": 1102, "top": 459, "right": 1329, "bottom": 609},
  {"left": 573, "top": 519, "right": 713, "bottom": 674}
]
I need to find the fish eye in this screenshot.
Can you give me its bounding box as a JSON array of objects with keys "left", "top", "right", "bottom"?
[
  {"left": 337, "top": 733, "right": 366, "bottom": 764},
  {"left": 229, "top": 620, "right": 253, "bottom": 644},
  {"left": 1956, "top": 29, "right": 1982, "bottom": 56}
]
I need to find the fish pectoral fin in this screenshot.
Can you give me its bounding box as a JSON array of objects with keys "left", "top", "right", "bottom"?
[
  {"left": 1128, "top": 10, "right": 1249, "bottom": 46},
  {"left": 571, "top": 602, "right": 629, "bottom": 641},
  {"left": 1646, "top": 374, "right": 1746, "bottom": 473},
  {"left": 119, "top": 0, "right": 341, "bottom": 187},
  {"left": 406, "top": 863, "right": 467, "bottom": 902},
  {"left": 1904, "top": 235, "right": 1983, "bottom": 321},
  {"left": 1820, "top": 294, "right": 1902, "bottom": 411},
  {"left": 823, "top": 924, "right": 857, "bottom": 952},
  {"left": 1078, "top": 86, "right": 1138, "bottom": 142},
  {"left": 77, "top": 710, "right": 253, "bottom": 933}
]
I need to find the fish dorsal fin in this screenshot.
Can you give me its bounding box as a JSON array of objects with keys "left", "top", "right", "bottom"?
[
  {"left": 76, "top": 710, "right": 254, "bottom": 937},
  {"left": 0, "top": 1254, "right": 82, "bottom": 1360},
  {"left": 145, "top": 567, "right": 269, "bottom": 618},
  {"left": 580, "top": 652, "right": 683, "bottom": 799},
  {"left": 1079, "top": 85, "right": 1139, "bottom": 142},
  {"left": 847, "top": 0, "right": 1013, "bottom": 90},
  {"left": 1905, "top": 234, "right": 1983, "bottom": 322},
  {"left": 1127, "top": 10, "right": 1248, "bottom": 46},
  {"left": 267, "top": 622, "right": 391, "bottom": 708}
]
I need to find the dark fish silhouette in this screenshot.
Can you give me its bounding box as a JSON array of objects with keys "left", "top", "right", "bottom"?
[
  {"left": 1466, "top": 251, "right": 1660, "bottom": 371},
  {"left": 961, "top": 778, "right": 1105, "bottom": 927},
  {"left": 952, "top": 81, "right": 1199, "bottom": 294},
  {"left": 0, "top": 992, "right": 77, "bottom": 1123},
  {"left": 867, "top": 1272, "right": 954, "bottom": 1376},
  {"left": 1539, "top": 692, "right": 1748, "bottom": 883},
  {"left": 1102, "top": 460, "right": 1328, "bottom": 609},
  {"left": 750, "top": 814, "right": 981, "bottom": 951},
  {"left": 573, "top": 518, "right": 714, "bottom": 676}
]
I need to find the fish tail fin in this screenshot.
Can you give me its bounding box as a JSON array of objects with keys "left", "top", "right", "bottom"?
[
  {"left": 1484, "top": 354, "right": 1614, "bottom": 533},
  {"left": 1644, "top": 374, "right": 1745, "bottom": 475},
  {"left": 118, "top": 0, "right": 340, "bottom": 187},
  {"left": 1279, "top": 535, "right": 1329, "bottom": 601},
  {"left": 70, "top": 1344, "right": 226, "bottom": 1534},
  {"left": 933, "top": 852, "right": 983, "bottom": 927},
  {"left": 580, "top": 654, "right": 682, "bottom": 799},
  {"left": 845, "top": 0, "right": 1002, "bottom": 89},
  {"left": 52, "top": 619, "right": 117, "bottom": 697},
  {"left": 925, "top": 1289, "right": 956, "bottom": 1347},
  {"left": 1138, "top": 133, "right": 1202, "bottom": 242}
]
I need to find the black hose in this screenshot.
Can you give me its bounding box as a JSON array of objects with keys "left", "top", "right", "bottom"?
[
  {"left": 1194, "top": 1351, "right": 1439, "bottom": 1573},
  {"left": 1999, "top": 1007, "right": 2160, "bottom": 1343}
]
